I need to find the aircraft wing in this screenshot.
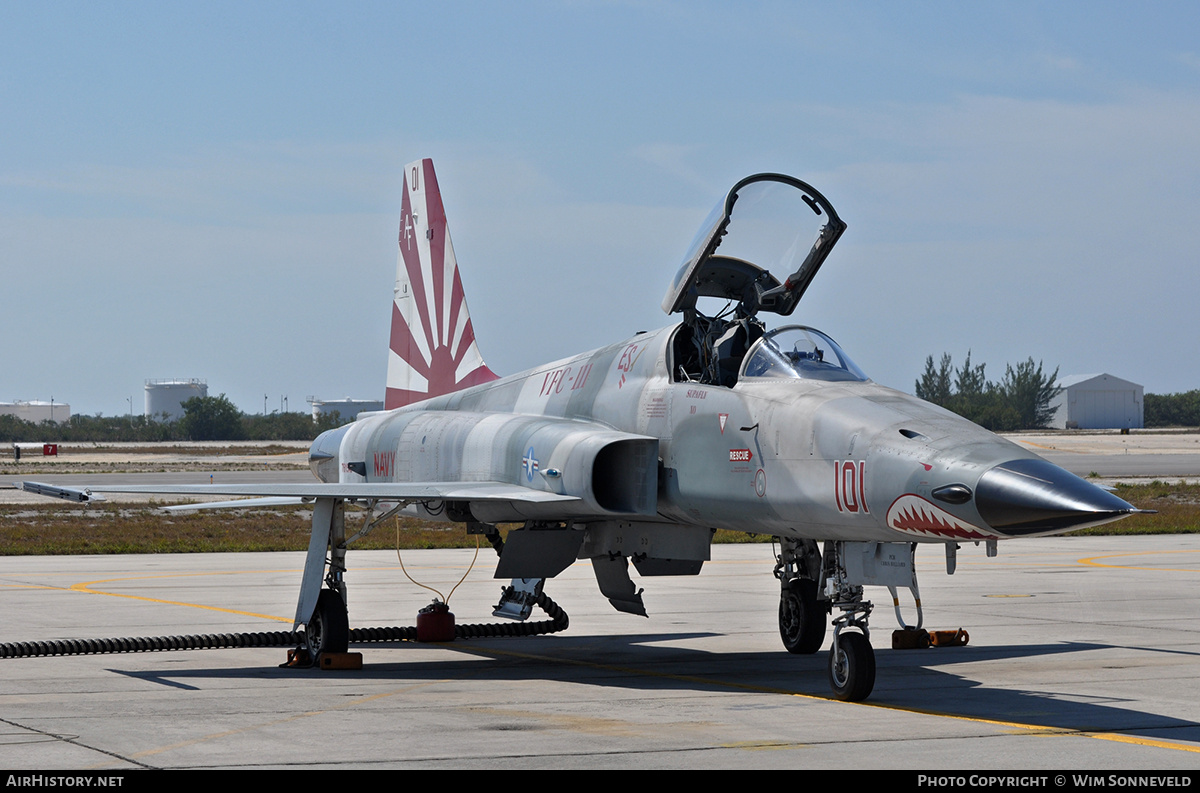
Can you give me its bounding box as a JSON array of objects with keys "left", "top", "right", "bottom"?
[{"left": 17, "top": 480, "right": 581, "bottom": 506}]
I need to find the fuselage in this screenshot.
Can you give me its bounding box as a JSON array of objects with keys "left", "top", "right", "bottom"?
[{"left": 311, "top": 322, "right": 1135, "bottom": 543}]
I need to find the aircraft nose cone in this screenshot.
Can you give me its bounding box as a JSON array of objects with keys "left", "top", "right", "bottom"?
[{"left": 975, "top": 458, "right": 1139, "bottom": 536}]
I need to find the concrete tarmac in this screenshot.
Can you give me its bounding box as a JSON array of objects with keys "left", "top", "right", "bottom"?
[
  {"left": 3, "top": 432, "right": 1198, "bottom": 769},
  {"left": 2, "top": 538, "right": 1199, "bottom": 770}
]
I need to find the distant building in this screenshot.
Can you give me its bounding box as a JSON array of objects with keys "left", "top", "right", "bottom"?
[
  {"left": 1050, "top": 374, "right": 1144, "bottom": 430},
  {"left": 307, "top": 397, "right": 384, "bottom": 422},
  {"left": 145, "top": 378, "right": 207, "bottom": 421},
  {"left": 0, "top": 400, "right": 71, "bottom": 424}
]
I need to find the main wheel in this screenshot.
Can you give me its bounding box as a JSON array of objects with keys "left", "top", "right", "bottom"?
[
  {"left": 828, "top": 631, "right": 875, "bottom": 701},
  {"left": 779, "top": 578, "right": 826, "bottom": 654},
  {"left": 306, "top": 589, "right": 349, "bottom": 656}
]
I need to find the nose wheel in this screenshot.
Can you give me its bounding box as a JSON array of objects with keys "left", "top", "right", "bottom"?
[{"left": 828, "top": 631, "right": 875, "bottom": 701}]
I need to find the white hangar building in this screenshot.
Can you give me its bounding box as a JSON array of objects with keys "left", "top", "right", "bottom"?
[{"left": 1049, "top": 373, "right": 1144, "bottom": 430}]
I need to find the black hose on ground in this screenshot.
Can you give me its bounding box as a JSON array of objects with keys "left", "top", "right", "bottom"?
[{"left": 0, "top": 593, "right": 568, "bottom": 659}]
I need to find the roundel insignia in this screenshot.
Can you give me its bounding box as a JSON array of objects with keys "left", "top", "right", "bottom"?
[{"left": 522, "top": 447, "right": 539, "bottom": 482}]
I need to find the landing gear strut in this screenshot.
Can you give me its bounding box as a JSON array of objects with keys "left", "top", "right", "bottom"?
[{"left": 821, "top": 540, "right": 880, "bottom": 702}]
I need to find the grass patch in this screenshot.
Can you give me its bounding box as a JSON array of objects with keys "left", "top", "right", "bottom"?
[
  {"left": 3, "top": 480, "right": 1197, "bottom": 554},
  {"left": 1069, "top": 480, "right": 1200, "bottom": 536},
  {"left": 0, "top": 503, "right": 467, "bottom": 555},
  {"left": 74, "top": 444, "right": 304, "bottom": 457}
]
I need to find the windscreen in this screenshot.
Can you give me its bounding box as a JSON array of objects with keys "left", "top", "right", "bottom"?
[{"left": 741, "top": 326, "right": 869, "bottom": 383}]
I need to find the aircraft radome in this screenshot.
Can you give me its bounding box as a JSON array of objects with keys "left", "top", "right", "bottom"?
[{"left": 21, "top": 159, "right": 1144, "bottom": 701}]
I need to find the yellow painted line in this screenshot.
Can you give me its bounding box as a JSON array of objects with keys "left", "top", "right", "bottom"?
[
  {"left": 1079, "top": 549, "right": 1200, "bottom": 574},
  {"left": 49, "top": 562, "right": 514, "bottom": 621},
  {"left": 1091, "top": 732, "right": 1200, "bottom": 754},
  {"left": 719, "top": 739, "right": 807, "bottom": 751},
  {"left": 68, "top": 572, "right": 292, "bottom": 623}
]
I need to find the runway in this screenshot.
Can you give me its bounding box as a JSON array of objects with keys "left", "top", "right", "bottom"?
[
  {"left": 2, "top": 538, "right": 1199, "bottom": 769},
  {"left": 1010, "top": 431, "right": 1200, "bottom": 481}
]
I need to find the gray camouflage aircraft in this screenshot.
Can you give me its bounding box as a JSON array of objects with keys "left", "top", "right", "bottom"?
[{"left": 23, "top": 159, "right": 1143, "bottom": 701}]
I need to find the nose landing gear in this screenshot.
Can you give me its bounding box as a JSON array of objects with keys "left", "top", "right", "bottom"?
[
  {"left": 824, "top": 560, "right": 876, "bottom": 702},
  {"left": 776, "top": 539, "right": 920, "bottom": 701}
]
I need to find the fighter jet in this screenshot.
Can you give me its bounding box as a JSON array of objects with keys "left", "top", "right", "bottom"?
[{"left": 22, "top": 159, "right": 1143, "bottom": 701}]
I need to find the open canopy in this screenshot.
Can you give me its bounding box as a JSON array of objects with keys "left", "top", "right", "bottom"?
[{"left": 662, "top": 173, "right": 846, "bottom": 318}]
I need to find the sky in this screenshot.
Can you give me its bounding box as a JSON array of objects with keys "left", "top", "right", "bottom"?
[{"left": 2, "top": 1, "right": 1198, "bottom": 416}]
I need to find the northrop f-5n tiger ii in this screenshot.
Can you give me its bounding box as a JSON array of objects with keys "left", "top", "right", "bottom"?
[{"left": 22, "top": 159, "right": 1143, "bottom": 701}]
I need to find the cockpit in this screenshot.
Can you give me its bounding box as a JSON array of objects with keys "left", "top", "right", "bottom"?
[
  {"left": 741, "top": 326, "right": 868, "bottom": 383},
  {"left": 663, "top": 172, "right": 855, "bottom": 388}
]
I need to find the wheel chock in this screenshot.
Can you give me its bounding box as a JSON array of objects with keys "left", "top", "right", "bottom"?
[
  {"left": 929, "top": 629, "right": 969, "bottom": 647},
  {"left": 317, "top": 652, "right": 363, "bottom": 670},
  {"left": 281, "top": 647, "right": 362, "bottom": 669},
  {"left": 892, "top": 628, "right": 930, "bottom": 649},
  {"left": 281, "top": 647, "right": 314, "bottom": 668}
]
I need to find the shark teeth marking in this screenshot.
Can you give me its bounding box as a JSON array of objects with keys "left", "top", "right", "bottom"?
[{"left": 885, "top": 494, "right": 998, "bottom": 540}]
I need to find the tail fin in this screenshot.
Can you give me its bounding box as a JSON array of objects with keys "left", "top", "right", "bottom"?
[{"left": 385, "top": 159, "right": 499, "bottom": 409}]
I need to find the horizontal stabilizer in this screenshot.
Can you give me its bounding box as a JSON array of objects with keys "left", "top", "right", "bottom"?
[{"left": 17, "top": 481, "right": 106, "bottom": 503}]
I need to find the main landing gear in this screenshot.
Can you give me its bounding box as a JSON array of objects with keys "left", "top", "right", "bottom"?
[
  {"left": 774, "top": 538, "right": 827, "bottom": 655},
  {"left": 296, "top": 498, "right": 354, "bottom": 663},
  {"left": 776, "top": 538, "right": 902, "bottom": 702},
  {"left": 307, "top": 589, "right": 350, "bottom": 656},
  {"left": 779, "top": 578, "right": 826, "bottom": 654}
]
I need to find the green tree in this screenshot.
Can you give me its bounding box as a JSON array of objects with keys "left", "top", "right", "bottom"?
[
  {"left": 953, "top": 350, "right": 987, "bottom": 401},
  {"left": 244, "top": 411, "right": 317, "bottom": 441},
  {"left": 1000, "top": 358, "right": 1060, "bottom": 429},
  {"left": 179, "top": 394, "right": 245, "bottom": 441},
  {"left": 914, "top": 352, "right": 1061, "bottom": 430},
  {"left": 315, "top": 410, "right": 349, "bottom": 433},
  {"left": 915, "top": 354, "right": 953, "bottom": 405},
  {"left": 1145, "top": 390, "right": 1200, "bottom": 427},
  {"left": 970, "top": 390, "right": 1022, "bottom": 431}
]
